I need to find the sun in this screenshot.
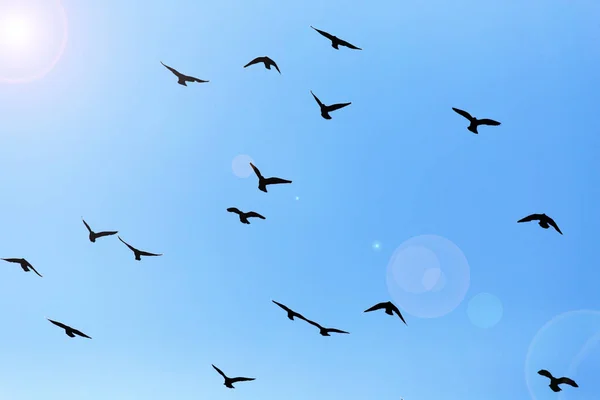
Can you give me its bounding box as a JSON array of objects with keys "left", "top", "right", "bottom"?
[{"left": 0, "top": 14, "right": 36, "bottom": 50}]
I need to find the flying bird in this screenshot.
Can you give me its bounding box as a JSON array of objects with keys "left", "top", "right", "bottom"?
[
  {"left": 47, "top": 319, "right": 92, "bottom": 339},
  {"left": 249, "top": 162, "right": 292, "bottom": 193},
  {"left": 243, "top": 56, "right": 281, "bottom": 73},
  {"left": 118, "top": 236, "right": 163, "bottom": 260},
  {"left": 537, "top": 369, "right": 578, "bottom": 392},
  {"left": 303, "top": 318, "right": 349, "bottom": 336},
  {"left": 227, "top": 208, "right": 266, "bottom": 224},
  {"left": 310, "top": 26, "right": 362, "bottom": 50},
  {"left": 161, "top": 61, "right": 209, "bottom": 86},
  {"left": 364, "top": 301, "right": 407, "bottom": 325},
  {"left": 517, "top": 213, "right": 562, "bottom": 234},
  {"left": 451, "top": 107, "right": 501, "bottom": 134},
  {"left": 2, "top": 258, "right": 42, "bottom": 277},
  {"left": 310, "top": 91, "right": 351, "bottom": 120},
  {"left": 82, "top": 218, "right": 118, "bottom": 243},
  {"left": 212, "top": 364, "right": 255, "bottom": 389},
  {"left": 272, "top": 300, "right": 307, "bottom": 321}
]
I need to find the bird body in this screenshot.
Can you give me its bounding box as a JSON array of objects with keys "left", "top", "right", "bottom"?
[
  {"left": 272, "top": 300, "right": 306, "bottom": 321},
  {"left": 517, "top": 213, "right": 562, "bottom": 234},
  {"left": 537, "top": 369, "right": 578, "bottom": 392},
  {"left": 161, "top": 61, "right": 208, "bottom": 86},
  {"left": 310, "top": 91, "right": 351, "bottom": 120},
  {"left": 227, "top": 207, "right": 266, "bottom": 224},
  {"left": 310, "top": 26, "right": 362, "bottom": 50},
  {"left": 82, "top": 218, "right": 118, "bottom": 242},
  {"left": 2, "top": 258, "right": 42, "bottom": 277},
  {"left": 451, "top": 107, "right": 501, "bottom": 134},
  {"left": 244, "top": 56, "right": 281, "bottom": 73},
  {"left": 212, "top": 364, "right": 255, "bottom": 389},
  {"left": 47, "top": 319, "right": 92, "bottom": 339},
  {"left": 249, "top": 162, "right": 292, "bottom": 193},
  {"left": 304, "top": 317, "right": 349, "bottom": 336},
  {"left": 118, "top": 236, "right": 163, "bottom": 260},
  {"left": 364, "top": 301, "right": 407, "bottom": 325}
]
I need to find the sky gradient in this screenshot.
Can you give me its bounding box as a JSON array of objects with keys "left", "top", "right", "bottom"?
[{"left": 1, "top": 0, "right": 599, "bottom": 399}]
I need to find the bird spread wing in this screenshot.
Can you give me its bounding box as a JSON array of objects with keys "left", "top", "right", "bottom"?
[
  {"left": 227, "top": 207, "right": 242, "bottom": 215},
  {"left": 230, "top": 377, "right": 255, "bottom": 383},
  {"left": 244, "top": 58, "right": 262, "bottom": 68},
  {"left": 546, "top": 217, "right": 563, "bottom": 234},
  {"left": 518, "top": 214, "right": 543, "bottom": 223},
  {"left": 264, "top": 177, "right": 292, "bottom": 185},
  {"left": 138, "top": 250, "right": 162, "bottom": 257},
  {"left": 96, "top": 230, "right": 118, "bottom": 238},
  {"left": 161, "top": 62, "right": 182, "bottom": 77},
  {"left": 249, "top": 163, "right": 263, "bottom": 179},
  {"left": 452, "top": 107, "right": 474, "bottom": 121},
  {"left": 364, "top": 302, "right": 387, "bottom": 313},
  {"left": 82, "top": 219, "right": 93, "bottom": 233},
  {"left": 556, "top": 377, "right": 578, "bottom": 387},
  {"left": 48, "top": 319, "right": 69, "bottom": 330},
  {"left": 27, "top": 263, "right": 43, "bottom": 277},
  {"left": 118, "top": 236, "right": 138, "bottom": 252},
  {"left": 327, "top": 102, "right": 351, "bottom": 112},
  {"left": 326, "top": 328, "right": 350, "bottom": 334},
  {"left": 212, "top": 364, "right": 227, "bottom": 378},
  {"left": 246, "top": 211, "right": 266, "bottom": 220},
  {"left": 269, "top": 59, "right": 281, "bottom": 73},
  {"left": 391, "top": 306, "right": 407, "bottom": 324},
  {"left": 2, "top": 258, "right": 21, "bottom": 264},
  {"left": 303, "top": 318, "right": 323, "bottom": 329},
  {"left": 72, "top": 329, "right": 92, "bottom": 339},
  {"left": 537, "top": 369, "right": 554, "bottom": 379},
  {"left": 310, "top": 91, "right": 324, "bottom": 107},
  {"left": 338, "top": 39, "right": 361, "bottom": 50},
  {"left": 310, "top": 26, "right": 335, "bottom": 41},
  {"left": 477, "top": 118, "right": 501, "bottom": 126},
  {"left": 272, "top": 300, "right": 292, "bottom": 313}
]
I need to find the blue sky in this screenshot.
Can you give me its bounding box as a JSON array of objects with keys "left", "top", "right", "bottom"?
[{"left": 0, "top": 0, "right": 599, "bottom": 399}]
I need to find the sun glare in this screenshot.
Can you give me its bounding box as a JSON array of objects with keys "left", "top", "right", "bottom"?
[{"left": 1, "top": 14, "right": 35, "bottom": 49}]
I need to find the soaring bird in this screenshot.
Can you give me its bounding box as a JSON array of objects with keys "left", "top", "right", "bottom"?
[
  {"left": 364, "top": 301, "right": 407, "bottom": 325},
  {"left": 537, "top": 369, "right": 578, "bottom": 392},
  {"left": 161, "top": 61, "right": 209, "bottom": 86},
  {"left": 311, "top": 91, "right": 351, "bottom": 120},
  {"left": 118, "top": 236, "right": 163, "bottom": 260},
  {"left": 517, "top": 213, "right": 562, "bottom": 234},
  {"left": 227, "top": 208, "right": 266, "bottom": 224},
  {"left": 2, "top": 258, "right": 42, "bottom": 277},
  {"left": 47, "top": 319, "right": 92, "bottom": 339},
  {"left": 243, "top": 56, "right": 281, "bottom": 73},
  {"left": 249, "top": 162, "right": 292, "bottom": 193},
  {"left": 310, "top": 26, "right": 362, "bottom": 50},
  {"left": 82, "top": 218, "right": 118, "bottom": 243},
  {"left": 272, "top": 300, "right": 307, "bottom": 321},
  {"left": 212, "top": 364, "right": 255, "bottom": 389},
  {"left": 451, "top": 107, "right": 501, "bottom": 134},
  {"left": 303, "top": 318, "right": 350, "bottom": 336}
]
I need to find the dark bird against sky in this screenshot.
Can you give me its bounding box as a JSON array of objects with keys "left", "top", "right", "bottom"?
[
  {"left": 82, "top": 218, "right": 118, "bottom": 243},
  {"left": 47, "top": 318, "right": 92, "bottom": 339},
  {"left": 517, "top": 213, "right": 563, "bottom": 234},
  {"left": 451, "top": 107, "right": 501, "bottom": 134},
  {"left": 2, "top": 258, "right": 42, "bottom": 277},
  {"left": 310, "top": 26, "right": 362, "bottom": 50},
  {"left": 272, "top": 300, "right": 307, "bottom": 321},
  {"left": 212, "top": 364, "right": 255, "bottom": 389},
  {"left": 118, "top": 236, "right": 163, "bottom": 260},
  {"left": 537, "top": 369, "right": 578, "bottom": 392},
  {"left": 364, "top": 301, "right": 407, "bottom": 325},
  {"left": 249, "top": 162, "right": 292, "bottom": 193},
  {"left": 303, "top": 317, "right": 350, "bottom": 336},
  {"left": 227, "top": 207, "right": 266, "bottom": 224},
  {"left": 310, "top": 90, "right": 351, "bottom": 120},
  {"left": 243, "top": 56, "right": 281, "bottom": 73},
  {"left": 161, "top": 61, "right": 209, "bottom": 86}
]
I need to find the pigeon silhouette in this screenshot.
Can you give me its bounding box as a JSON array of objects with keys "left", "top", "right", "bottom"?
[
  {"left": 452, "top": 107, "right": 501, "bottom": 134},
  {"left": 537, "top": 369, "right": 578, "bottom": 392},
  {"left": 311, "top": 91, "right": 351, "bottom": 120},
  {"left": 272, "top": 300, "right": 307, "bottom": 321},
  {"left": 243, "top": 56, "right": 281, "bottom": 73},
  {"left": 47, "top": 318, "right": 92, "bottom": 339},
  {"left": 517, "top": 213, "right": 562, "bottom": 234},
  {"left": 118, "top": 236, "right": 163, "bottom": 260},
  {"left": 227, "top": 208, "right": 266, "bottom": 224},
  {"left": 303, "top": 318, "right": 350, "bottom": 336},
  {"left": 161, "top": 61, "right": 209, "bottom": 86},
  {"left": 364, "top": 301, "right": 407, "bottom": 325},
  {"left": 2, "top": 258, "right": 42, "bottom": 277},
  {"left": 212, "top": 364, "right": 255, "bottom": 389},
  {"left": 310, "top": 26, "right": 362, "bottom": 50},
  {"left": 249, "top": 162, "right": 292, "bottom": 193},
  {"left": 82, "top": 218, "right": 118, "bottom": 243}
]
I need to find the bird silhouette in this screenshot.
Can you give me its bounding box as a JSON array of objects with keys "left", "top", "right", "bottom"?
[
  {"left": 249, "top": 162, "right": 292, "bottom": 193},
  {"left": 517, "top": 213, "right": 562, "bottom": 234},
  {"left": 118, "top": 236, "right": 163, "bottom": 260},
  {"left": 227, "top": 208, "right": 266, "bottom": 224},
  {"left": 311, "top": 91, "right": 351, "bottom": 120},
  {"left": 2, "top": 258, "right": 42, "bottom": 277},
  {"left": 537, "top": 369, "right": 578, "bottom": 392},
  {"left": 451, "top": 107, "right": 501, "bottom": 134},
  {"left": 303, "top": 318, "right": 350, "bottom": 336},
  {"left": 364, "top": 301, "right": 407, "bottom": 325},
  {"left": 47, "top": 318, "right": 92, "bottom": 339},
  {"left": 82, "top": 218, "right": 118, "bottom": 243},
  {"left": 243, "top": 56, "right": 281, "bottom": 73},
  {"left": 212, "top": 364, "right": 255, "bottom": 389},
  {"left": 310, "top": 26, "right": 362, "bottom": 50},
  {"left": 161, "top": 61, "right": 208, "bottom": 86},
  {"left": 272, "top": 300, "right": 307, "bottom": 321}
]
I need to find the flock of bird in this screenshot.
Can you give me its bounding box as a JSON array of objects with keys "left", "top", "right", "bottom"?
[{"left": 6, "top": 22, "right": 577, "bottom": 397}]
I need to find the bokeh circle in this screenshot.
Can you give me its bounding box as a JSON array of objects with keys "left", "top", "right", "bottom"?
[
  {"left": 385, "top": 235, "right": 470, "bottom": 318},
  {"left": 467, "top": 292, "right": 503, "bottom": 329},
  {"left": 525, "top": 310, "right": 600, "bottom": 400},
  {"left": 0, "top": 0, "right": 68, "bottom": 84},
  {"left": 231, "top": 154, "right": 255, "bottom": 178}
]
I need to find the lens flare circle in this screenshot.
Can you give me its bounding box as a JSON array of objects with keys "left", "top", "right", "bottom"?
[
  {"left": 467, "top": 292, "right": 503, "bottom": 329},
  {"left": 231, "top": 154, "right": 255, "bottom": 178}
]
